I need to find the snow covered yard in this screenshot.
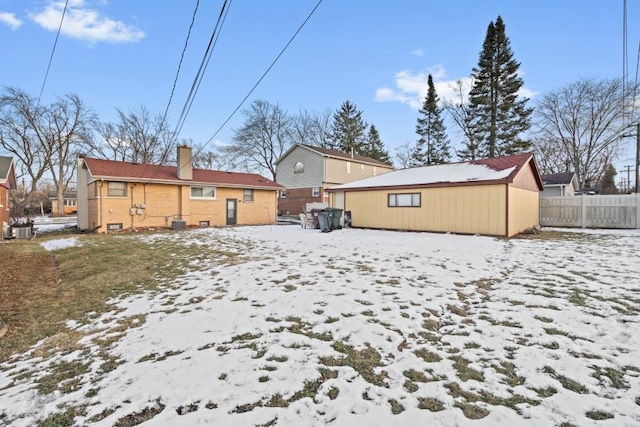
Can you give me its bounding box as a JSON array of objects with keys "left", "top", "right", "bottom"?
[{"left": 1, "top": 225, "right": 639, "bottom": 426}]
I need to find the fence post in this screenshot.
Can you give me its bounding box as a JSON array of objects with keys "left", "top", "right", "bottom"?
[
  {"left": 636, "top": 193, "right": 640, "bottom": 229},
  {"left": 581, "top": 194, "right": 586, "bottom": 228}
]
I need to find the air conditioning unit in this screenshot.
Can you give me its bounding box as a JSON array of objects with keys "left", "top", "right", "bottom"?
[
  {"left": 171, "top": 220, "right": 187, "bottom": 231},
  {"left": 12, "top": 226, "right": 33, "bottom": 239}
]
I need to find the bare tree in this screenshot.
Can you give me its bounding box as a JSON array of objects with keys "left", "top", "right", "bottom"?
[
  {"left": 224, "top": 100, "right": 292, "bottom": 181},
  {"left": 0, "top": 88, "right": 50, "bottom": 216},
  {"left": 443, "top": 80, "right": 481, "bottom": 160},
  {"left": 290, "top": 108, "right": 332, "bottom": 147},
  {"left": 91, "top": 105, "right": 177, "bottom": 165},
  {"left": 47, "top": 94, "right": 96, "bottom": 215},
  {"left": 191, "top": 142, "right": 234, "bottom": 170},
  {"left": 536, "top": 78, "right": 634, "bottom": 189},
  {"left": 531, "top": 135, "right": 572, "bottom": 175},
  {"left": 394, "top": 141, "right": 414, "bottom": 168}
]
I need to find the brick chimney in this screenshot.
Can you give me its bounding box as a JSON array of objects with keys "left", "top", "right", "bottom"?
[{"left": 177, "top": 145, "right": 193, "bottom": 180}]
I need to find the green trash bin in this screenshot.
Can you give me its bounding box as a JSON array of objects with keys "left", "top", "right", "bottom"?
[
  {"left": 317, "top": 211, "right": 332, "bottom": 232},
  {"left": 325, "top": 208, "right": 343, "bottom": 230}
]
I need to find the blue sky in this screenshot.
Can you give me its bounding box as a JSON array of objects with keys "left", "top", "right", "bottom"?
[{"left": 0, "top": 0, "right": 638, "bottom": 171}]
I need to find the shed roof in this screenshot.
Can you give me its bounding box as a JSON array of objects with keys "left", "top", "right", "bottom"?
[
  {"left": 0, "top": 156, "right": 17, "bottom": 189},
  {"left": 541, "top": 172, "right": 577, "bottom": 186},
  {"left": 329, "top": 153, "right": 542, "bottom": 191},
  {"left": 276, "top": 144, "right": 393, "bottom": 168},
  {"left": 81, "top": 157, "right": 282, "bottom": 190}
]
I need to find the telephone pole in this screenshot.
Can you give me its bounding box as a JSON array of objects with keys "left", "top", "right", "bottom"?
[{"left": 636, "top": 121, "right": 639, "bottom": 192}]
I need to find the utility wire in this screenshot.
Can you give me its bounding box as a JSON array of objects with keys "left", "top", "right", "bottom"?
[
  {"left": 37, "top": 0, "right": 69, "bottom": 105},
  {"left": 161, "top": 0, "right": 201, "bottom": 127},
  {"left": 173, "top": 0, "right": 232, "bottom": 137},
  {"left": 195, "top": 0, "right": 324, "bottom": 162}
]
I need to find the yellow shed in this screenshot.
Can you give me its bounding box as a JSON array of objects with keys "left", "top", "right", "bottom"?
[
  {"left": 327, "top": 153, "right": 543, "bottom": 238},
  {"left": 76, "top": 146, "right": 282, "bottom": 233}
]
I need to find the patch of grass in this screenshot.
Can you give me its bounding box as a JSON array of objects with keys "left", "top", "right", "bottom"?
[
  {"left": 86, "top": 406, "right": 118, "bottom": 423},
  {"left": 492, "top": 361, "right": 525, "bottom": 387},
  {"left": 320, "top": 341, "right": 388, "bottom": 387},
  {"left": 232, "top": 401, "right": 262, "bottom": 413},
  {"left": 388, "top": 398, "right": 405, "bottom": 414},
  {"left": 422, "top": 319, "right": 441, "bottom": 331},
  {"left": 114, "top": 400, "right": 165, "bottom": 426},
  {"left": 542, "top": 366, "right": 588, "bottom": 394},
  {"left": 36, "top": 360, "right": 90, "bottom": 395},
  {"left": 266, "top": 355, "right": 288, "bottom": 362},
  {"left": 289, "top": 368, "right": 338, "bottom": 402},
  {"left": 590, "top": 366, "right": 628, "bottom": 389},
  {"left": 0, "top": 233, "right": 211, "bottom": 362},
  {"left": 450, "top": 356, "right": 484, "bottom": 382},
  {"left": 464, "top": 342, "right": 481, "bottom": 349},
  {"left": 286, "top": 317, "right": 333, "bottom": 342},
  {"left": 418, "top": 397, "right": 445, "bottom": 412},
  {"left": 585, "top": 410, "right": 614, "bottom": 420},
  {"left": 414, "top": 348, "right": 441, "bottom": 363},
  {"left": 264, "top": 394, "right": 288, "bottom": 408},
  {"left": 455, "top": 402, "right": 489, "bottom": 419},
  {"left": 446, "top": 382, "right": 539, "bottom": 415},
  {"left": 39, "top": 406, "right": 86, "bottom": 427},
  {"left": 327, "top": 386, "right": 339, "bottom": 400},
  {"left": 530, "top": 386, "right": 557, "bottom": 398},
  {"left": 403, "top": 380, "right": 418, "bottom": 393},
  {"left": 534, "top": 315, "right": 554, "bottom": 323}
]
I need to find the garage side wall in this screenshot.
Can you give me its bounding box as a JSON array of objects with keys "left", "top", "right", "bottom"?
[
  {"left": 508, "top": 186, "right": 540, "bottom": 237},
  {"left": 345, "top": 184, "right": 507, "bottom": 236}
]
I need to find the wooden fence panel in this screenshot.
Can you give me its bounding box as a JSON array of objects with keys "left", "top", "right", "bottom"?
[{"left": 540, "top": 194, "right": 640, "bottom": 229}]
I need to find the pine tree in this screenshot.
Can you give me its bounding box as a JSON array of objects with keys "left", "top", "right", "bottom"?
[
  {"left": 363, "top": 124, "right": 392, "bottom": 164},
  {"left": 468, "top": 15, "right": 532, "bottom": 158},
  {"left": 411, "top": 74, "right": 451, "bottom": 166},
  {"left": 599, "top": 164, "right": 617, "bottom": 194},
  {"left": 327, "top": 100, "right": 367, "bottom": 154}
]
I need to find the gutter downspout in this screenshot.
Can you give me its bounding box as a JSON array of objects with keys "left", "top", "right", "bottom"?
[
  {"left": 505, "top": 184, "right": 510, "bottom": 238},
  {"left": 99, "top": 179, "right": 104, "bottom": 230}
]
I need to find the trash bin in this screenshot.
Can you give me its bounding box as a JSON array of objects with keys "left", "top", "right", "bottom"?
[
  {"left": 344, "top": 210, "right": 352, "bottom": 227},
  {"left": 324, "top": 208, "right": 343, "bottom": 230},
  {"left": 317, "top": 211, "right": 332, "bottom": 232},
  {"left": 310, "top": 209, "right": 324, "bottom": 229}
]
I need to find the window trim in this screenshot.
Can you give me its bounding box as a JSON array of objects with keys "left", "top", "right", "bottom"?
[
  {"left": 107, "top": 182, "right": 127, "bottom": 197},
  {"left": 312, "top": 187, "right": 320, "bottom": 197},
  {"left": 190, "top": 186, "right": 217, "bottom": 199},
  {"left": 388, "top": 192, "right": 421, "bottom": 207}
]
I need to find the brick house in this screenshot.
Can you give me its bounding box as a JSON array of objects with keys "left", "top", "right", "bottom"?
[
  {"left": 0, "top": 157, "right": 17, "bottom": 226},
  {"left": 275, "top": 144, "right": 394, "bottom": 215},
  {"left": 77, "top": 146, "right": 282, "bottom": 233}
]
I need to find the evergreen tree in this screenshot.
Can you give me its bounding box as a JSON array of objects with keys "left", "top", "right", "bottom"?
[
  {"left": 327, "top": 100, "right": 367, "bottom": 154},
  {"left": 363, "top": 124, "right": 392, "bottom": 164},
  {"left": 599, "top": 164, "right": 618, "bottom": 194},
  {"left": 411, "top": 74, "right": 451, "bottom": 166},
  {"left": 468, "top": 15, "right": 532, "bottom": 158}
]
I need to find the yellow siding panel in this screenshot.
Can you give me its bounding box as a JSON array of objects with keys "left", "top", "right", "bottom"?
[
  {"left": 345, "top": 185, "right": 507, "bottom": 236},
  {"left": 512, "top": 162, "right": 540, "bottom": 191},
  {"left": 508, "top": 186, "right": 540, "bottom": 237},
  {"left": 325, "top": 157, "right": 393, "bottom": 185}
]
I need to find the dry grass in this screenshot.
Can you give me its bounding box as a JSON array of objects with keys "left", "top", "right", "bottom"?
[{"left": 0, "top": 231, "right": 202, "bottom": 362}]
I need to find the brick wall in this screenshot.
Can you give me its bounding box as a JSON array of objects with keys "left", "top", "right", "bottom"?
[{"left": 278, "top": 187, "right": 326, "bottom": 215}]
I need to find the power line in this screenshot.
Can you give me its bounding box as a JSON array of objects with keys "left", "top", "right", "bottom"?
[
  {"left": 37, "top": 0, "right": 69, "bottom": 105},
  {"left": 161, "top": 0, "right": 201, "bottom": 127},
  {"left": 173, "top": 0, "right": 233, "bottom": 137},
  {"left": 196, "top": 0, "right": 324, "bottom": 160}
]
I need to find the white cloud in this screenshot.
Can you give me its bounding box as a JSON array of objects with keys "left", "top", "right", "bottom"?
[
  {"left": 0, "top": 12, "right": 23, "bottom": 29},
  {"left": 29, "top": 0, "right": 144, "bottom": 44},
  {"left": 376, "top": 65, "right": 535, "bottom": 109},
  {"left": 410, "top": 49, "right": 425, "bottom": 56}
]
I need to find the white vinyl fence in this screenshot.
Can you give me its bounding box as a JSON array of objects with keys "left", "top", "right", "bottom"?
[{"left": 540, "top": 194, "right": 640, "bottom": 229}]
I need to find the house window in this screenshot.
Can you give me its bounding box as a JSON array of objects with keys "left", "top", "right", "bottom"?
[
  {"left": 346, "top": 161, "right": 351, "bottom": 174},
  {"left": 243, "top": 189, "right": 254, "bottom": 202},
  {"left": 108, "top": 182, "right": 127, "bottom": 197},
  {"left": 191, "top": 186, "right": 216, "bottom": 199},
  {"left": 107, "top": 223, "right": 123, "bottom": 231},
  {"left": 280, "top": 189, "right": 287, "bottom": 198},
  {"left": 388, "top": 193, "right": 421, "bottom": 207},
  {"left": 294, "top": 162, "right": 304, "bottom": 174},
  {"left": 312, "top": 187, "right": 320, "bottom": 197},
  {"left": 199, "top": 221, "right": 210, "bottom": 228}
]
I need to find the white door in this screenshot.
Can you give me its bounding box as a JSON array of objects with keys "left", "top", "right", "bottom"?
[{"left": 334, "top": 191, "right": 345, "bottom": 226}]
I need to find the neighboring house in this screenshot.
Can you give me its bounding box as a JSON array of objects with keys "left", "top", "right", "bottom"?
[
  {"left": 77, "top": 146, "right": 282, "bottom": 233},
  {"left": 275, "top": 144, "right": 394, "bottom": 215},
  {"left": 50, "top": 191, "right": 78, "bottom": 215},
  {"left": 327, "top": 153, "right": 543, "bottom": 238},
  {"left": 541, "top": 172, "right": 579, "bottom": 197},
  {"left": 0, "top": 157, "right": 17, "bottom": 226}
]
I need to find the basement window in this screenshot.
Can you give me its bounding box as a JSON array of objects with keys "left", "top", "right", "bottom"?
[
  {"left": 198, "top": 221, "right": 210, "bottom": 228},
  {"left": 191, "top": 186, "right": 216, "bottom": 199},
  {"left": 388, "top": 193, "right": 421, "bottom": 207},
  {"left": 106, "top": 223, "right": 123, "bottom": 231}
]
